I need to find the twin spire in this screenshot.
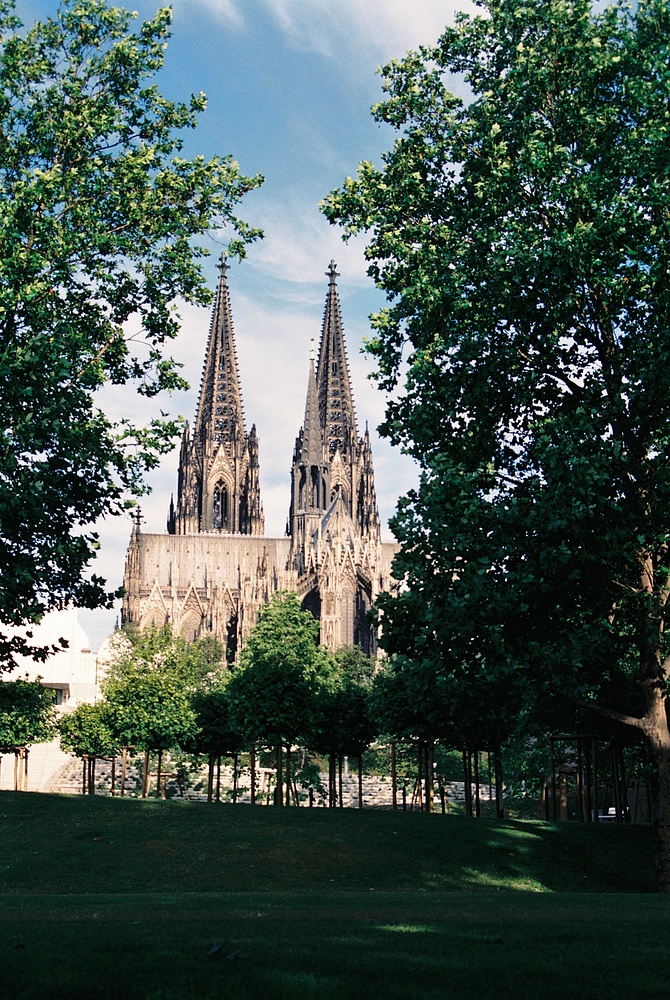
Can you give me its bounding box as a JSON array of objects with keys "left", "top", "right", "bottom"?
[{"left": 170, "top": 255, "right": 378, "bottom": 543}]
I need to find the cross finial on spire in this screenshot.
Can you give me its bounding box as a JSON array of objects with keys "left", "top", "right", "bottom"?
[
  {"left": 310, "top": 337, "right": 316, "bottom": 361},
  {"left": 217, "top": 251, "right": 229, "bottom": 277},
  {"left": 326, "top": 260, "right": 339, "bottom": 285}
]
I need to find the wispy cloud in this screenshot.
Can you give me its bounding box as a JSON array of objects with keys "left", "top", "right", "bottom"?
[
  {"left": 261, "top": 0, "right": 477, "bottom": 61},
  {"left": 239, "top": 195, "right": 373, "bottom": 289},
  {"left": 188, "top": 0, "right": 477, "bottom": 62},
  {"left": 182, "top": 0, "right": 245, "bottom": 29}
]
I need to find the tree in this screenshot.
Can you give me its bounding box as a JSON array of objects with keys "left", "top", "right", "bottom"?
[
  {"left": 104, "top": 670, "right": 198, "bottom": 797},
  {"left": 104, "top": 625, "right": 224, "bottom": 689},
  {"left": 228, "top": 592, "right": 333, "bottom": 806},
  {"left": 0, "top": 0, "right": 261, "bottom": 667},
  {"left": 102, "top": 626, "right": 220, "bottom": 796},
  {"left": 58, "top": 701, "right": 120, "bottom": 794},
  {"left": 309, "top": 646, "right": 376, "bottom": 807},
  {"left": 324, "top": 0, "right": 670, "bottom": 888},
  {"left": 0, "top": 677, "right": 56, "bottom": 789},
  {"left": 372, "top": 652, "right": 521, "bottom": 815},
  {"left": 192, "top": 681, "right": 245, "bottom": 803}
]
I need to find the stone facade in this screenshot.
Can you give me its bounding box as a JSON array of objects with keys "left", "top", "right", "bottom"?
[{"left": 122, "top": 259, "right": 397, "bottom": 659}]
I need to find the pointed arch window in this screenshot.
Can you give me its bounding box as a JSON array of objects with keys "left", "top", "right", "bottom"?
[
  {"left": 342, "top": 580, "right": 356, "bottom": 646},
  {"left": 213, "top": 480, "right": 229, "bottom": 530},
  {"left": 309, "top": 466, "right": 319, "bottom": 507}
]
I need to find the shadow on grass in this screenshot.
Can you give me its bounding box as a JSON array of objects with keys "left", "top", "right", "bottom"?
[
  {"left": 0, "top": 791, "right": 658, "bottom": 895},
  {"left": 1, "top": 891, "right": 670, "bottom": 1000}
]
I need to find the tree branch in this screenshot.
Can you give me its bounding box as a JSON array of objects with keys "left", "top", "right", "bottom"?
[{"left": 567, "top": 694, "right": 646, "bottom": 731}]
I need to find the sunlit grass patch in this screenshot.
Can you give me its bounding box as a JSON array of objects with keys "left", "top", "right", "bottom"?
[{"left": 376, "top": 924, "right": 438, "bottom": 933}]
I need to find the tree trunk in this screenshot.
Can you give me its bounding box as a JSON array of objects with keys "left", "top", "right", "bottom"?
[
  {"left": 111, "top": 756, "right": 116, "bottom": 797},
  {"left": 611, "top": 744, "right": 621, "bottom": 822},
  {"left": 338, "top": 754, "right": 343, "bottom": 808},
  {"left": 250, "top": 745, "right": 256, "bottom": 806},
  {"left": 285, "top": 746, "right": 290, "bottom": 807},
  {"left": 329, "top": 752, "right": 336, "bottom": 807},
  {"left": 207, "top": 754, "right": 214, "bottom": 803},
  {"left": 645, "top": 706, "right": 670, "bottom": 891},
  {"left": 275, "top": 743, "right": 283, "bottom": 807},
  {"left": 233, "top": 752, "right": 239, "bottom": 805},
  {"left": 620, "top": 745, "right": 632, "bottom": 823},
  {"left": 391, "top": 742, "right": 397, "bottom": 811},
  {"left": 559, "top": 770, "right": 568, "bottom": 821},
  {"left": 584, "top": 738, "right": 593, "bottom": 821},
  {"left": 142, "top": 749, "right": 150, "bottom": 798},
  {"left": 216, "top": 755, "right": 221, "bottom": 802},
  {"left": 425, "top": 741, "right": 434, "bottom": 814},
  {"left": 358, "top": 753, "right": 363, "bottom": 809},
  {"left": 156, "top": 749, "right": 162, "bottom": 799},
  {"left": 494, "top": 748, "right": 505, "bottom": 819},
  {"left": 120, "top": 747, "right": 127, "bottom": 798},
  {"left": 463, "top": 750, "right": 472, "bottom": 818},
  {"left": 82, "top": 757, "right": 87, "bottom": 795},
  {"left": 550, "top": 738, "right": 557, "bottom": 822},
  {"left": 592, "top": 738, "right": 599, "bottom": 822}
]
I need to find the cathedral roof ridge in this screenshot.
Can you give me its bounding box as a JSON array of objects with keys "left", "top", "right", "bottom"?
[{"left": 320, "top": 489, "right": 356, "bottom": 534}]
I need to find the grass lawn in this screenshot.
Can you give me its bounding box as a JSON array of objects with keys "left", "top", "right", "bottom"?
[{"left": 0, "top": 792, "right": 667, "bottom": 999}]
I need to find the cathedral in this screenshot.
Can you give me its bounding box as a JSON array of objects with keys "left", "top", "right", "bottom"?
[{"left": 122, "top": 257, "right": 397, "bottom": 660}]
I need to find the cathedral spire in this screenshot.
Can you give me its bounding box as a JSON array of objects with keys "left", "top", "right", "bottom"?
[
  {"left": 288, "top": 345, "right": 331, "bottom": 553},
  {"left": 170, "top": 256, "right": 264, "bottom": 536},
  {"left": 194, "top": 253, "right": 246, "bottom": 450},
  {"left": 300, "top": 356, "right": 325, "bottom": 466},
  {"left": 316, "top": 261, "right": 357, "bottom": 457}
]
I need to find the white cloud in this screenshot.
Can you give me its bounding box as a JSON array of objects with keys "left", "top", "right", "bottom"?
[
  {"left": 263, "top": 0, "right": 476, "bottom": 60},
  {"left": 187, "top": 0, "right": 477, "bottom": 63},
  {"left": 182, "top": 0, "right": 245, "bottom": 29},
  {"left": 240, "top": 195, "right": 372, "bottom": 289}
]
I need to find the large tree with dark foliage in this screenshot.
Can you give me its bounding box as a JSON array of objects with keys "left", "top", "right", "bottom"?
[
  {"left": 0, "top": 0, "right": 261, "bottom": 666},
  {"left": 324, "top": 0, "right": 670, "bottom": 888}
]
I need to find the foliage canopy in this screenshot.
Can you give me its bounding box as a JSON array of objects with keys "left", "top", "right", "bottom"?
[
  {"left": 0, "top": 676, "right": 56, "bottom": 751},
  {"left": 324, "top": 0, "right": 670, "bottom": 887},
  {"left": 229, "top": 592, "right": 333, "bottom": 746},
  {"left": 0, "top": 0, "right": 261, "bottom": 666}
]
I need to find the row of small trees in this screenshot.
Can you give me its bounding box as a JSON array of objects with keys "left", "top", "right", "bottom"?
[
  {"left": 55, "top": 593, "right": 379, "bottom": 802},
  {"left": 52, "top": 593, "right": 540, "bottom": 810},
  {"left": 1, "top": 592, "right": 508, "bottom": 807},
  {"left": 4, "top": 590, "right": 610, "bottom": 808}
]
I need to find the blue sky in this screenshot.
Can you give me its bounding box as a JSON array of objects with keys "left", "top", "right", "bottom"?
[{"left": 21, "top": 0, "right": 476, "bottom": 648}]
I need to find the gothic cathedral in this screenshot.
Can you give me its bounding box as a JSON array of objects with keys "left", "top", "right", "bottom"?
[{"left": 122, "top": 258, "right": 397, "bottom": 659}]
